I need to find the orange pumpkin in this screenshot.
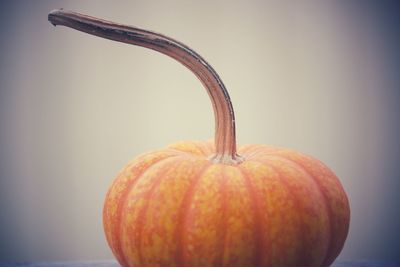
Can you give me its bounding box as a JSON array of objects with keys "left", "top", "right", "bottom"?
[{"left": 49, "top": 9, "right": 350, "bottom": 267}]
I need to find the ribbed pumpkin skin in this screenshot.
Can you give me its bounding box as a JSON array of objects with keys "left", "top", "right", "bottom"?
[{"left": 103, "top": 141, "right": 350, "bottom": 267}]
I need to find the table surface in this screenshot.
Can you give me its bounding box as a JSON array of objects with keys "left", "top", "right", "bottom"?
[{"left": 0, "top": 260, "right": 399, "bottom": 267}]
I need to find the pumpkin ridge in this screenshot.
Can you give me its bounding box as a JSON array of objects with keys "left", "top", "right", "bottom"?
[
  {"left": 257, "top": 157, "right": 313, "bottom": 266},
  {"left": 136, "top": 158, "right": 183, "bottom": 266},
  {"left": 105, "top": 153, "right": 178, "bottom": 266},
  {"left": 119, "top": 156, "right": 181, "bottom": 266},
  {"left": 265, "top": 154, "right": 334, "bottom": 267},
  {"left": 237, "top": 164, "right": 263, "bottom": 267},
  {"left": 175, "top": 161, "right": 212, "bottom": 267},
  {"left": 216, "top": 166, "right": 229, "bottom": 267}
]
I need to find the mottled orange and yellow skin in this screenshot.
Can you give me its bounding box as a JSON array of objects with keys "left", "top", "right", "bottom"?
[{"left": 103, "top": 141, "right": 350, "bottom": 267}]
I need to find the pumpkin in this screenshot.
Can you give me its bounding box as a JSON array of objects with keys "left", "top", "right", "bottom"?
[{"left": 49, "top": 9, "right": 350, "bottom": 267}]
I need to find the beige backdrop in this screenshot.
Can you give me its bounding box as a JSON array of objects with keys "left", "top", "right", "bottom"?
[{"left": 1, "top": 0, "right": 399, "bottom": 261}]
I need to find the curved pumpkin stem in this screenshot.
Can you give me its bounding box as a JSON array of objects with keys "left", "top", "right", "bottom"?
[{"left": 48, "top": 9, "right": 243, "bottom": 164}]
